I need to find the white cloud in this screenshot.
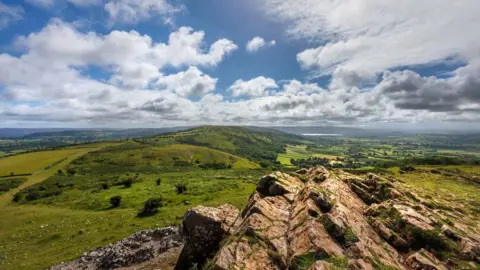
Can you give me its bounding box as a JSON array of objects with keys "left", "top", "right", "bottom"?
[
  {"left": 156, "top": 66, "right": 217, "bottom": 97},
  {"left": 262, "top": 0, "right": 480, "bottom": 82},
  {"left": 229, "top": 77, "right": 278, "bottom": 97},
  {"left": 104, "top": 0, "right": 184, "bottom": 25},
  {"left": 0, "top": 1, "right": 23, "bottom": 29},
  {"left": 246, "top": 36, "right": 276, "bottom": 53},
  {"left": 13, "top": 20, "right": 236, "bottom": 89},
  {"left": 26, "top": 0, "right": 101, "bottom": 8}
]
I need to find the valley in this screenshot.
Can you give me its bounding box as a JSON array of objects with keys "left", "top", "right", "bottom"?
[{"left": 0, "top": 126, "right": 479, "bottom": 269}]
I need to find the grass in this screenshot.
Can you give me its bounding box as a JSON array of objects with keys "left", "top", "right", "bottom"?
[
  {"left": 0, "top": 148, "right": 109, "bottom": 177},
  {"left": 0, "top": 178, "right": 26, "bottom": 194},
  {"left": 0, "top": 140, "right": 267, "bottom": 270},
  {"left": 276, "top": 145, "right": 341, "bottom": 166}
]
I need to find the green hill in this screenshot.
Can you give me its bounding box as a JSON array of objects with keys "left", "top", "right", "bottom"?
[
  {"left": 68, "top": 142, "right": 259, "bottom": 174},
  {"left": 139, "top": 126, "right": 305, "bottom": 163}
]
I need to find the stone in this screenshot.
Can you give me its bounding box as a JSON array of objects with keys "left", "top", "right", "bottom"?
[
  {"left": 406, "top": 249, "right": 448, "bottom": 270},
  {"left": 308, "top": 260, "right": 333, "bottom": 270},
  {"left": 175, "top": 204, "right": 239, "bottom": 270},
  {"left": 51, "top": 227, "right": 182, "bottom": 270},
  {"left": 441, "top": 224, "right": 460, "bottom": 241}
]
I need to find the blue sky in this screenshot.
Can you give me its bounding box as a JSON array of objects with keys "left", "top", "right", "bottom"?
[{"left": 0, "top": 0, "right": 479, "bottom": 129}]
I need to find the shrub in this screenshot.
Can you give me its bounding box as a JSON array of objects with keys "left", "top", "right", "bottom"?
[
  {"left": 12, "top": 193, "right": 22, "bottom": 202},
  {"left": 109, "top": 195, "right": 122, "bottom": 208},
  {"left": 175, "top": 184, "right": 187, "bottom": 194},
  {"left": 101, "top": 183, "right": 109, "bottom": 190},
  {"left": 122, "top": 178, "right": 133, "bottom": 188},
  {"left": 156, "top": 178, "right": 161, "bottom": 186},
  {"left": 138, "top": 197, "right": 164, "bottom": 217}
]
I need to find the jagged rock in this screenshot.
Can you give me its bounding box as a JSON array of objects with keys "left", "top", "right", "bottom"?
[
  {"left": 441, "top": 224, "right": 460, "bottom": 241},
  {"left": 393, "top": 204, "right": 435, "bottom": 231},
  {"left": 460, "top": 238, "right": 480, "bottom": 260},
  {"left": 257, "top": 172, "right": 303, "bottom": 196},
  {"left": 406, "top": 249, "right": 448, "bottom": 270},
  {"left": 308, "top": 260, "right": 333, "bottom": 270},
  {"left": 51, "top": 227, "right": 182, "bottom": 270},
  {"left": 175, "top": 204, "right": 239, "bottom": 270}
]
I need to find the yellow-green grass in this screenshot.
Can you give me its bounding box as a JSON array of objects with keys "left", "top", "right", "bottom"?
[
  {"left": 71, "top": 143, "right": 259, "bottom": 173},
  {"left": 437, "top": 149, "right": 480, "bottom": 156},
  {"left": 416, "top": 165, "right": 480, "bottom": 174},
  {"left": 277, "top": 145, "right": 341, "bottom": 165},
  {"left": 0, "top": 141, "right": 265, "bottom": 269},
  {"left": 389, "top": 167, "right": 480, "bottom": 208},
  {"left": 0, "top": 148, "right": 99, "bottom": 176},
  {"left": 0, "top": 142, "right": 117, "bottom": 205},
  {"left": 0, "top": 170, "right": 265, "bottom": 270}
]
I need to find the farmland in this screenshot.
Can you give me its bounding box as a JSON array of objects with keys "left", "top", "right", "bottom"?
[{"left": 1, "top": 127, "right": 480, "bottom": 269}]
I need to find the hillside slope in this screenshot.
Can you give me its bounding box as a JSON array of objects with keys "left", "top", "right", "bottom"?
[
  {"left": 53, "top": 166, "right": 480, "bottom": 270},
  {"left": 139, "top": 126, "right": 306, "bottom": 163}
]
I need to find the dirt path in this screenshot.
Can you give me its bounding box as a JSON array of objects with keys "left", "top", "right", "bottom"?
[{"left": 0, "top": 145, "right": 111, "bottom": 206}]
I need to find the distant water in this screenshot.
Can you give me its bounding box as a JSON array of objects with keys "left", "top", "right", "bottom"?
[{"left": 302, "top": 133, "right": 343, "bottom": 136}]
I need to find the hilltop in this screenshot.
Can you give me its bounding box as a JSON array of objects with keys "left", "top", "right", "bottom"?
[
  {"left": 54, "top": 166, "right": 480, "bottom": 270},
  {"left": 139, "top": 126, "right": 306, "bottom": 164}
]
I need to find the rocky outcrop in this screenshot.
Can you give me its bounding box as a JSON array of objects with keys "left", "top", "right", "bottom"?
[
  {"left": 174, "top": 204, "right": 240, "bottom": 270},
  {"left": 175, "top": 167, "right": 480, "bottom": 270},
  {"left": 53, "top": 166, "right": 480, "bottom": 270},
  {"left": 406, "top": 249, "right": 448, "bottom": 270},
  {"left": 51, "top": 227, "right": 182, "bottom": 270}
]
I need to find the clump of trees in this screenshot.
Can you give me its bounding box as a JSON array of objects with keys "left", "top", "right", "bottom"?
[
  {"left": 109, "top": 195, "right": 121, "bottom": 208},
  {"left": 138, "top": 197, "right": 164, "bottom": 217},
  {"left": 175, "top": 183, "right": 187, "bottom": 194},
  {"left": 199, "top": 162, "right": 232, "bottom": 170},
  {"left": 291, "top": 157, "right": 329, "bottom": 168}
]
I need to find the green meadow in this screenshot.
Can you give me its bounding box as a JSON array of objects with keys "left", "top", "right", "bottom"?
[{"left": 0, "top": 134, "right": 270, "bottom": 270}]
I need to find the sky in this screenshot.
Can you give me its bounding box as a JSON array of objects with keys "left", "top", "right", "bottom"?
[{"left": 0, "top": 0, "right": 479, "bottom": 129}]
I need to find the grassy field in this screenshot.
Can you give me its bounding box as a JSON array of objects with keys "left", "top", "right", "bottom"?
[
  {"left": 0, "top": 148, "right": 104, "bottom": 177},
  {"left": 277, "top": 145, "right": 341, "bottom": 165},
  {"left": 0, "top": 140, "right": 267, "bottom": 270}
]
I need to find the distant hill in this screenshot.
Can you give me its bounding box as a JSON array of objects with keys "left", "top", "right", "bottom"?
[{"left": 139, "top": 126, "right": 307, "bottom": 163}]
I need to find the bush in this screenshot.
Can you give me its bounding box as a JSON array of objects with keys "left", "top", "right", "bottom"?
[
  {"left": 122, "top": 178, "right": 133, "bottom": 188},
  {"left": 101, "top": 183, "right": 109, "bottom": 190},
  {"left": 109, "top": 195, "right": 122, "bottom": 208},
  {"left": 138, "top": 197, "right": 163, "bottom": 217},
  {"left": 175, "top": 184, "right": 187, "bottom": 194},
  {"left": 156, "top": 178, "right": 161, "bottom": 186}
]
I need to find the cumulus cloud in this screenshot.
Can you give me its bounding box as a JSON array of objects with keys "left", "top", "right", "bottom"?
[
  {"left": 156, "top": 66, "right": 217, "bottom": 97},
  {"left": 105, "top": 0, "right": 184, "bottom": 25},
  {"left": 229, "top": 77, "right": 278, "bottom": 97},
  {"left": 0, "top": 1, "right": 23, "bottom": 29},
  {"left": 12, "top": 20, "right": 236, "bottom": 89},
  {"left": 246, "top": 37, "right": 276, "bottom": 53},
  {"left": 263, "top": 0, "right": 480, "bottom": 81}
]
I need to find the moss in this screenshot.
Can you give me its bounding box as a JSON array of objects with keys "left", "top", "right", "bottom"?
[
  {"left": 343, "top": 227, "right": 360, "bottom": 247},
  {"left": 267, "top": 249, "right": 284, "bottom": 267},
  {"left": 324, "top": 256, "right": 349, "bottom": 269},
  {"left": 293, "top": 252, "right": 317, "bottom": 270},
  {"left": 406, "top": 226, "right": 449, "bottom": 253}
]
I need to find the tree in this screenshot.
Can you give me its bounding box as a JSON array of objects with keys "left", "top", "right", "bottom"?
[
  {"left": 175, "top": 184, "right": 187, "bottom": 194},
  {"left": 123, "top": 178, "right": 133, "bottom": 188},
  {"left": 110, "top": 196, "right": 121, "bottom": 208},
  {"left": 138, "top": 197, "right": 163, "bottom": 216}
]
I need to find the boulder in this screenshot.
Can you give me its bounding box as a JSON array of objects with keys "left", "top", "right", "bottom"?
[
  {"left": 308, "top": 260, "right": 333, "bottom": 270},
  {"left": 441, "top": 224, "right": 460, "bottom": 241},
  {"left": 406, "top": 249, "right": 448, "bottom": 270},
  {"left": 175, "top": 204, "right": 239, "bottom": 270},
  {"left": 51, "top": 227, "right": 182, "bottom": 270}
]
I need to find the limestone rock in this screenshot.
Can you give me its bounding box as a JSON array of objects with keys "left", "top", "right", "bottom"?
[
  {"left": 406, "top": 249, "right": 448, "bottom": 270},
  {"left": 175, "top": 204, "right": 239, "bottom": 270},
  {"left": 51, "top": 227, "right": 182, "bottom": 270}
]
